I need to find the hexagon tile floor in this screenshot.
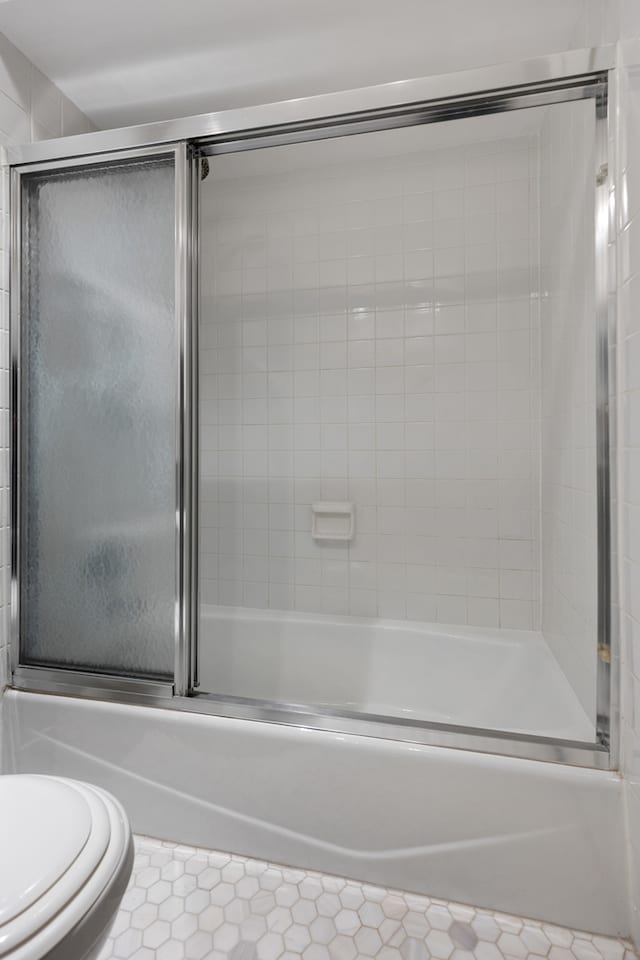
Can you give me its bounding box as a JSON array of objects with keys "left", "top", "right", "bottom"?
[{"left": 98, "top": 835, "right": 637, "bottom": 960}]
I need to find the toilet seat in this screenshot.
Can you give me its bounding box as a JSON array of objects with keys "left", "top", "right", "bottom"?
[{"left": 0, "top": 775, "right": 132, "bottom": 960}]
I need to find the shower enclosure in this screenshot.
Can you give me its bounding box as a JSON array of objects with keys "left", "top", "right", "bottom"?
[{"left": 8, "top": 50, "right": 614, "bottom": 768}]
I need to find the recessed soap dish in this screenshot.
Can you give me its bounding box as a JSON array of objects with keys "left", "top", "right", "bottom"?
[{"left": 311, "top": 502, "right": 355, "bottom": 542}]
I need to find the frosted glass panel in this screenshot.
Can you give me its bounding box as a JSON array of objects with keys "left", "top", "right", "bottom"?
[{"left": 21, "top": 155, "right": 176, "bottom": 679}]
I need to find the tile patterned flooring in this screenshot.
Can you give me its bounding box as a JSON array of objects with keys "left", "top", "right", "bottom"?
[{"left": 98, "top": 835, "right": 637, "bottom": 960}]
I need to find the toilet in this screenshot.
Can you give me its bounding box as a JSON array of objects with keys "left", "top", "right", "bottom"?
[{"left": 0, "top": 775, "right": 133, "bottom": 960}]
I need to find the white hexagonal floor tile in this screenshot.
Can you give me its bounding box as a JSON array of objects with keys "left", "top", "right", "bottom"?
[{"left": 97, "top": 836, "right": 638, "bottom": 960}]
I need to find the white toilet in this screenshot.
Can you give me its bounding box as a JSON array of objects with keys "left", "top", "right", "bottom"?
[{"left": 0, "top": 775, "right": 134, "bottom": 960}]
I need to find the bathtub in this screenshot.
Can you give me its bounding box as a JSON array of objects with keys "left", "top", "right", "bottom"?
[
  {"left": 0, "top": 688, "right": 628, "bottom": 936},
  {"left": 198, "top": 605, "right": 595, "bottom": 742}
]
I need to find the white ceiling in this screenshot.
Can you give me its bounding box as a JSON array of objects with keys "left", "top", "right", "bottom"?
[{"left": 0, "top": 0, "right": 592, "bottom": 130}]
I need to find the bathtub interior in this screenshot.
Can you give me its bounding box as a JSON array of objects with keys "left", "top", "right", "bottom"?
[
  {"left": 198, "top": 605, "right": 595, "bottom": 741},
  {"left": 196, "top": 99, "right": 601, "bottom": 748}
]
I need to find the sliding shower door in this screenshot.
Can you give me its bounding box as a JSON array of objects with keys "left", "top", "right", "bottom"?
[
  {"left": 195, "top": 88, "right": 608, "bottom": 752},
  {"left": 7, "top": 62, "right": 611, "bottom": 764},
  {"left": 13, "top": 147, "right": 190, "bottom": 683}
]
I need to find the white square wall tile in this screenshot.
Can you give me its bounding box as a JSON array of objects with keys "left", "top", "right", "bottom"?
[{"left": 200, "top": 133, "right": 548, "bottom": 634}]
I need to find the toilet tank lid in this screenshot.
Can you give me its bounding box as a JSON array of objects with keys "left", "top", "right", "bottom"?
[{"left": 0, "top": 775, "right": 109, "bottom": 926}]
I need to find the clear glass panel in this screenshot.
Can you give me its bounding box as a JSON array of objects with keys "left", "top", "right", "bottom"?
[
  {"left": 197, "top": 100, "right": 600, "bottom": 743},
  {"left": 539, "top": 99, "right": 598, "bottom": 728},
  {"left": 21, "top": 155, "right": 176, "bottom": 679}
]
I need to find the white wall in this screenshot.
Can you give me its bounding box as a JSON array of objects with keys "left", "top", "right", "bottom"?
[
  {"left": 199, "top": 122, "right": 542, "bottom": 630},
  {"left": 0, "top": 0, "right": 620, "bottom": 130},
  {"left": 0, "top": 32, "right": 94, "bottom": 700},
  {"left": 538, "top": 98, "right": 599, "bottom": 723}
]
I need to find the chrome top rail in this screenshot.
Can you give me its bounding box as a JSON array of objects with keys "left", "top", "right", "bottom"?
[
  {"left": 6, "top": 45, "right": 614, "bottom": 167},
  {"left": 201, "top": 77, "right": 607, "bottom": 155}
]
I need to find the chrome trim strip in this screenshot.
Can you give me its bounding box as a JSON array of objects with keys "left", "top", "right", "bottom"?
[
  {"left": 187, "top": 694, "right": 609, "bottom": 769},
  {"left": 174, "top": 142, "right": 190, "bottom": 696},
  {"left": 603, "top": 75, "right": 620, "bottom": 768},
  {"left": 201, "top": 81, "right": 607, "bottom": 155},
  {"left": 6, "top": 46, "right": 615, "bottom": 166},
  {"left": 10, "top": 142, "right": 178, "bottom": 176},
  {"left": 9, "top": 167, "right": 21, "bottom": 677},
  {"left": 6, "top": 683, "right": 609, "bottom": 769},
  {"left": 595, "top": 86, "right": 613, "bottom": 752},
  {"left": 12, "top": 667, "right": 173, "bottom": 699},
  {"left": 190, "top": 151, "right": 201, "bottom": 691}
]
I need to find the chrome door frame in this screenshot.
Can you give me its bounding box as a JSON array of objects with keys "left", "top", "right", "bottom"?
[
  {"left": 10, "top": 142, "right": 196, "bottom": 697},
  {"left": 7, "top": 46, "right": 617, "bottom": 769}
]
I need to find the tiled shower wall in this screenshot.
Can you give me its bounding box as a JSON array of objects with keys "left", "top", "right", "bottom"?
[
  {"left": 199, "top": 129, "right": 542, "bottom": 630},
  {"left": 538, "top": 98, "right": 599, "bottom": 721},
  {"left": 0, "top": 33, "right": 94, "bottom": 699}
]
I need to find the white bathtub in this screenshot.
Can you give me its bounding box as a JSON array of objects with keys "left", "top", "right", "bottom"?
[
  {"left": 198, "top": 605, "right": 595, "bottom": 742},
  {"left": 0, "top": 689, "right": 628, "bottom": 936}
]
